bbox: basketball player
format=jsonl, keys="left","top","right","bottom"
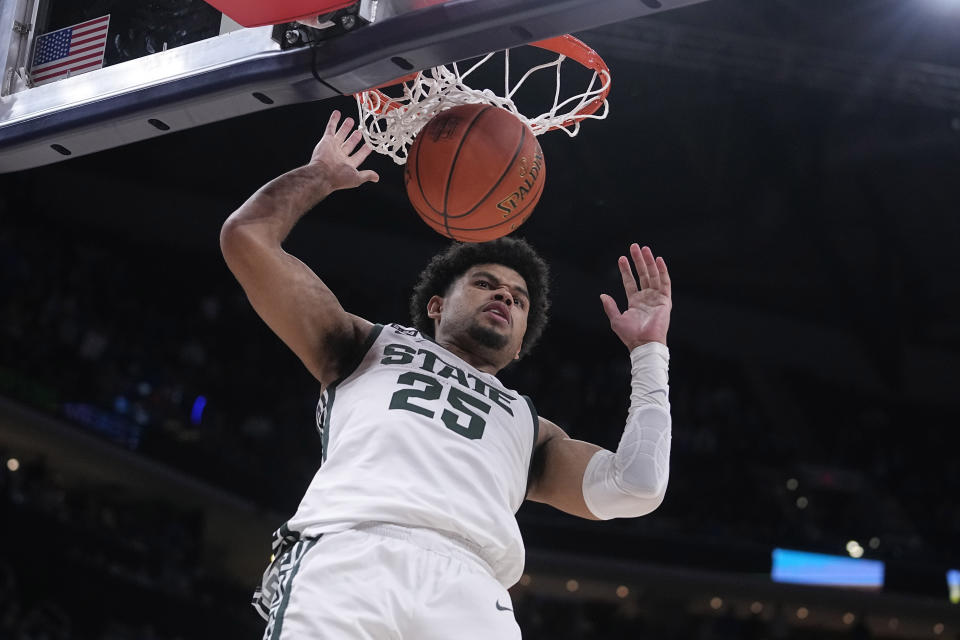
{"left": 221, "top": 111, "right": 673, "bottom": 640}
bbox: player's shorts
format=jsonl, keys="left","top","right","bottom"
{"left": 257, "top": 522, "right": 522, "bottom": 640}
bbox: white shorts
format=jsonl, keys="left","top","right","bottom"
{"left": 260, "top": 523, "right": 522, "bottom": 640}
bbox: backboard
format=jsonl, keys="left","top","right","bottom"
{"left": 0, "top": 0, "right": 711, "bottom": 173}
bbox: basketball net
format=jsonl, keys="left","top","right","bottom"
{"left": 355, "top": 35, "right": 611, "bottom": 165}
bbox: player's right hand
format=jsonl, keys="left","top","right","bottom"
{"left": 600, "top": 243, "right": 672, "bottom": 350}
{"left": 309, "top": 110, "right": 380, "bottom": 190}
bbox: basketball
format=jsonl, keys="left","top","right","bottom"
{"left": 404, "top": 104, "right": 546, "bottom": 242}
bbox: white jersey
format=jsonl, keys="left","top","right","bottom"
{"left": 285, "top": 323, "right": 539, "bottom": 587}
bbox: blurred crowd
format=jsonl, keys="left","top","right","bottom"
{"left": 2, "top": 211, "right": 957, "bottom": 565}
{"left": 1, "top": 210, "right": 957, "bottom": 637}
{"left": 512, "top": 595, "right": 878, "bottom": 640}
{"left": 0, "top": 219, "right": 321, "bottom": 511}
{"left": 0, "top": 447, "right": 256, "bottom": 640}
{"left": 1, "top": 451, "right": 877, "bottom": 640}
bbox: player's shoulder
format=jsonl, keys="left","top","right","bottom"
{"left": 329, "top": 320, "right": 427, "bottom": 376}
{"left": 382, "top": 322, "right": 447, "bottom": 347}
{"left": 385, "top": 322, "right": 421, "bottom": 338}
{"left": 535, "top": 415, "right": 566, "bottom": 446}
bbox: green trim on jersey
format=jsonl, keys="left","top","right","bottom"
{"left": 277, "top": 522, "right": 299, "bottom": 545}
{"left": 321, "top": 385, "right": 335, "bottom": 464}
{"left": 521, "top": 395, "right": 539, "bottom": 503}
{"left": 523, "top": 395, "right": 539, "bottom": 455}
{"left": 268, "top": 537, "right": 320, "bottom": 640}
{"left": 321, "top": 324, "right": 384, "bottom": 463}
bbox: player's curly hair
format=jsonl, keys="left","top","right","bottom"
{"left": 410, "top": 238, "right": 550, "bottom": 358}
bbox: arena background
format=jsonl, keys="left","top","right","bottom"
{"left": 2, "top": 0, "right": 959, "bottom": 637}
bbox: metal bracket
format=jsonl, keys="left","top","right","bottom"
{"left": 359, "top": 0, "right": 379, "bottom": 24}
{"left": 2, "top": 66, "right": 33, "bottom": 95}
{"left": 12, "top": 20, "right": 30, "bottom": 35}
{"left": 273, "top": 2, "right": 369, "bottom": 49}
{"left": 17, "top": 66, "right": 33, "bottom": 89}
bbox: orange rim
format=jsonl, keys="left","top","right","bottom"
{"left": 357, "top": 34, "right": 611, "bottom": 131}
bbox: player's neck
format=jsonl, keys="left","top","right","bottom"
{"left": 436, "top": 339, "right": 503, "bottom": 376}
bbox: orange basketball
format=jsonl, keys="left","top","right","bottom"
{"left": 404, "top": 104, "right": 546, "bottom": 242}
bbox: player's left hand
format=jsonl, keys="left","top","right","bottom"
{"left": 308, "top": 110, "right": 380, "bottom": 191}
{"left": 600, "top": 244, "right": 672, "bottom": 350}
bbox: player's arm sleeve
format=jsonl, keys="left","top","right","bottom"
{"left": 581, "top": 342, "right": 671, "bottom": 520}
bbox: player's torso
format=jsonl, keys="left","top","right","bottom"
{"left": 287, "top": 323, "right": 538, "bottom": 586}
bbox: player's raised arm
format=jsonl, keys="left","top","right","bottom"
{"left": 527, "top": 244, "right": 673, "bottom": 520}
{"left": 220, "top": 111, "right": 379, "bottom": 386}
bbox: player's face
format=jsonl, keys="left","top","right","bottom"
{"left": 432, "top": 263, "right": 529, "bottom": 361}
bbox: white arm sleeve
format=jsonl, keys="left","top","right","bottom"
{"left": 582, "top": 342, "right": 671, "bottom": 520}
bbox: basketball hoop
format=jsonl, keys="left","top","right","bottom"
{"left": 355, "top": 35, "right": 611, "bottom": 165}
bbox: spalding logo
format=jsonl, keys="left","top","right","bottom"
{"left": 497, "top": 150, "right": 544, "bottom": 217}
{"left": 430, "top": 115, "right": 462, "bottom": 142}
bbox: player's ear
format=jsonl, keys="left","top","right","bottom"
{"left": 427, "top": 295, "right": 443, "bottom": 322}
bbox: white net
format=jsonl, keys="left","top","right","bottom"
{"left": 355, "top": 39, "right": 611, "bottom": 165}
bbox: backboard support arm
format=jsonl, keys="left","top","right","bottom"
{"left": 0, "top": 0, "right": 709, "bottom": 173}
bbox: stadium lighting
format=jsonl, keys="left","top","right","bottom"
{"left": 920, "top": 0, "right": 960, "bottom": 16}
{"left": 846, "top": 540, "right": 865, "bottom": 558}
{"left": 191, "top": 395, "right": 207, "bottom": 425}
{"left": 948, "top": 569, "right": 960, "bottom": 604}
{"left": 771, "top": 548, "right": 884, "bottom": 588}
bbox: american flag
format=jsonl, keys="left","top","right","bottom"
{"left": 31, "top": 15, "right": 110, "bottom": 86}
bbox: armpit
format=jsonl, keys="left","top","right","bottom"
{"left": 322, "top": 319, "right": 371, "bottom": 384}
